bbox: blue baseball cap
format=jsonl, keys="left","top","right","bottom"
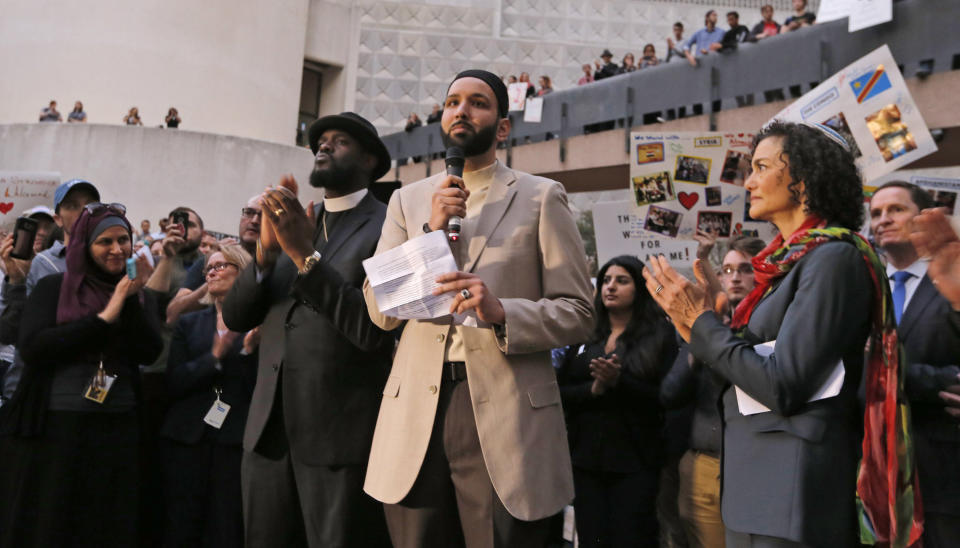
{"left": 54, "top": 179, "right": 100, "bottom": 213}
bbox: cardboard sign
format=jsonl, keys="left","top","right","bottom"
{"left": 773, "top": 45, "right": 936, "bottom": 183}
{"left": 816, "top": 0, "right": 893, "bottom": 33}
{"left": 911, "top": 176, "right": 960, "bottom": 216}
{"left": 0, "top": 172, "right": 60, "bottom": 232}
{"left": 523, "top": 97, "right": 543, "bottom": 123}
{"left": 507, "top": 83, "right": 529, "bottom": 112}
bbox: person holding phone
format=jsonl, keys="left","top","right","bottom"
{"left": 556, "top": 255, "right": 677, "bottom": 547}
{"left": 0, "top": 203, "right": 163, "bottom": 546}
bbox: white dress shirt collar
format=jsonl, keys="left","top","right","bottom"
{"left": 886, "top": 259, "right": 929, "bottom": 312}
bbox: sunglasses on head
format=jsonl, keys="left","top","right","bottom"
{"left": 84, "top": 202, "right": 127, "bottom": 217}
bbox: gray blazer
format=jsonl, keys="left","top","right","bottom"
{"left": 222, "top": 192, "right": 393, "bottom": 466}
{"left": 690, "top": 241, "right": 872, "bottom": 546}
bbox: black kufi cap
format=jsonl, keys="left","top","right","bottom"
{"left": 449, "top": 69, "right": 509, "bottom": 119}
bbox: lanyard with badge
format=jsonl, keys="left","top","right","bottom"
{"left": 83, "top": 356, "right": 117, "bottom": 404}
{"left": 203, "top": 387, "right": 231, "bottom": 429}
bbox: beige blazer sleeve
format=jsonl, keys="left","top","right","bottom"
{"left": 497, "top": 180, "right": 594, "bottom": 354}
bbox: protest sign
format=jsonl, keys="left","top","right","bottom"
{"left": 0, "top": 172, "right": 60, "bottom": 232}
{"left": 507, "top": 82, "right": 528, "bottom": 112}
{"left": 773, "top": 45, "right": 936, "bottom": 183}
{"left": 523, "top": 97, "right": 543, "bottom": 123}
{"left": 592, "top": 131, "right": 776, "bottom": 269}
{"left": 816, "top": 0, "right": 893, "bottom": 32}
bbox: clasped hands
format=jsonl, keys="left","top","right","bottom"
{"left": 641, "top": 255, "right": 717, "bottom": 342}
{"left": 258, "top": 175, "right": 317, "bottom": 270}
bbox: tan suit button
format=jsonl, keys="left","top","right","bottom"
{"left": 436, "top": 334, "right": 445, "bottom": 343}
{"left": 429, "top": 385, "right": 438, "bottom": 394}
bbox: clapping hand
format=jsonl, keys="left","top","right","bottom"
{"left": 590, "top": 354, "right": 622, "bottom": 396}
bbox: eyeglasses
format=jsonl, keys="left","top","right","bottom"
{"left": 84, "top": 202, "right": 127, "bottom": 216}
{"left": 240, "top": 207, "right": 262, "bottom": 219}
{"left": 721, "top": 264, "right": 754, "bottom": 276}
{"left": 204, "top": 262, "right": 238, "bottom": 276}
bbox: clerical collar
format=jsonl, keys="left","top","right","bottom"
{"left": 323, "top": 188, "right": 367, "bottom": 212}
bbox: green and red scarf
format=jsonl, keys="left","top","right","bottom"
{"left": 732, "top": 216, "right": 923, "bottom": 547}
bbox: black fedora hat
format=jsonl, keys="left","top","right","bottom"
{"left": 600, "top": 49, "right": 613, "bottom": 58}
{"left": 308, "top": 112, "right": 392, "bottom": 181}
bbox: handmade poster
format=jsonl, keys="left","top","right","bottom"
{"left": 593, "top": 131, "right": 777, "bottom": 269}
{"left": 816, "top": 0, "right": 892, "bottom": 32}
{"left": 523, "top": 97, "right": 543, "bottom": 123}
{"left": 507, "top": 83, "right": 528, "bottom": 112}
{"left": 911, "top": 175, "right": 960, "bottom": 216}
{"left": 0, "top": 172, "right": 60, "bottom": 233}
{"left": 773, "top": 45, "right": 936, "bottom": 183}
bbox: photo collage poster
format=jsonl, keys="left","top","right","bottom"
{"left": 593, "top": 132, "right": 776, "bottom": 269}
{"left": 774, "top": 44, "right": 937, "bottom": 184}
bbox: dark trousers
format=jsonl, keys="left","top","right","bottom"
{"left": 384, "top": 377, "right": 553, "bottom": 548}
{"left": 572, "top": 466, "right": 660, "bottom": 548}
{"left": 240, "top": 399, "right": 389, "bottom": 548}
{"left": 923, "top": 512, "right": 960, "bottom": 548}
{"left": 0, "top": 411, "right": 140, "bottom": 548}
{"left": 725, "top": 530, "right": 810, "bottom": 548}
{"left": 163, "top": 438, "right": 244, "bottom": 548}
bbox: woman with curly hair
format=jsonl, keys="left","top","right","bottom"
{"left": 643, "top": 121, "right": 922, "bottom": 547}
{"left": 557, "top": 255, "right": 677, "bottom": 547}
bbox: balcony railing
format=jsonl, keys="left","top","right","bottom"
{"left": 382, "top": 0, "right": 957, "bottom": 163}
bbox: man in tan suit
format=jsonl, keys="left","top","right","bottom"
{"left": 363, "top": 69, "right": 595, "bottom": 547}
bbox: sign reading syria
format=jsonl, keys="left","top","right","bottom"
{"left": 0, "top": 172, "right": 60, "bottom": 232}
{"left": 773, "top": 44, "right": 937, "bottom": 183}
{"left": 593, "top": 132, "right": 777, "bottom": 269}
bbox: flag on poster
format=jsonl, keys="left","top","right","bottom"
{"left": 850, "top": 66, "right": 892, "bottom": 104}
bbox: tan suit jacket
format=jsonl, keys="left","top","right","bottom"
{"left": 362, "top": 163, "right": 594, "bottom": 521}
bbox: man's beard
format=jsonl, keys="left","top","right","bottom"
{"left": 441, "top": 120, "right": 498, "bottom": 157}
{"left": 309, "top": 159, "right": 360, "bottom": 193}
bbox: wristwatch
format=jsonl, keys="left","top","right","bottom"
{"left": 298, "top": 251, "right": 322, "bottom": 275}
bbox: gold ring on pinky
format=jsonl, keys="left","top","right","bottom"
{"left": 655, "top": 285, "right": 664, "bottom": 294}
{"left": 273, "top": 208, "right": 284, "bottom": 216}
{"left": 460, "top": 289, "right": 472, "bottom": 300}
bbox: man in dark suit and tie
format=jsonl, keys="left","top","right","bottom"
{"left": 222, "top": 112, "right": 394, "bottom": 547}
{"left": 870, "top": 181, "right": 960, "bottom": 547}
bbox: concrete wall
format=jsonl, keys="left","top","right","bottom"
{"left": 0, "top": 0, "right": 310, "bottom": 145}
{"left": 0, "top": 124, "right": 315, "bottom": 235}
{"left": 305, "top": 0, "right": 362, "bottom": 115}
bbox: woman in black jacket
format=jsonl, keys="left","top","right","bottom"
{"left": 557, "top": 255, "right": 678, "bottom": 548}
{"left": 0, "top": 203, "right": 162, "bottom": 547}
{"left": 161, "top": 243, "right": 258, "bottom": 548}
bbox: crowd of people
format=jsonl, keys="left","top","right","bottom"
{"left": 39, "top": 100, "right": 182, "bottom": 128}
{"left": 0, "top": 66, "right": 957, "bottom": 548}
{"left": 583, "top": 0, "right": 817, "bottom": 85}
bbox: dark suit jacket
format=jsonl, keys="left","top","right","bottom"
{"left": 900, "top": 274, "right": 960, "bottom": 516}
{"left": 690, "top": 241, "right": 872, "bottom": 545}
{"left": 222, "top": 192, "right": 393, "bottom": 466}
{"left": 160, "top": 307, "right": 258, "bottom": 446}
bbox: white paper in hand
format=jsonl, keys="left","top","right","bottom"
{"left": 363, "top": 230, "right": 460, "bottom": 319}
{"left": 734, "top": 340, "right": 845, "bottom": 416}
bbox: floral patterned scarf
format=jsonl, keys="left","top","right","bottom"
{"left": 732, "top": 216, "right": 923, "bottom": 547}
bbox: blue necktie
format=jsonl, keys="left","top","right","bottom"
{"left": 892, "top": 271, "right": 913, "bottom": 325}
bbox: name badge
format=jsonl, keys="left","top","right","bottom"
{"left": 203, "top": 388, "right": 231, "bottom": 429}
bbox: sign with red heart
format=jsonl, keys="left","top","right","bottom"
{"left": 678, "top": 191, "right": 699, "bottom": 210}
{"left": 0, "top": 203, "right": 13, "bottom": 214}
{"left": 0, "top": 172, "right": 60, "bottom": 232}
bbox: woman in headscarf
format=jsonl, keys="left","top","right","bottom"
{"left": 643, "top": 121, "right": 922, "bottom": 547}
{"left": 0, "top": 203, "right": 162, "bottom": 547}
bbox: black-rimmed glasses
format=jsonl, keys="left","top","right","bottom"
{"left": 204, "top": 262, "right": 238, "bottom": 276}
{"left": 240, "top": 207, "right": 262, "bottom": 219}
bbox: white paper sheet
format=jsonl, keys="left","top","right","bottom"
{"left": 523, "top": 97, "right": 543, "bottom": 123}
{"left": 734, "top": 340, "right": 846, "bottom": 416}
{"left": 362, "top": 230, "right": 460, "bottom": 319}
{"left": 848, "top": 0, "right": 893, "bottom": 32}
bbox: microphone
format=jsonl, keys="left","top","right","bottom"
{"left": 444, "top": 146, "right": 465, "bottom": 242}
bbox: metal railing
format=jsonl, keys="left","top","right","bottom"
{"left": 382, "top": 0, "right": 957, "bottom": 164}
